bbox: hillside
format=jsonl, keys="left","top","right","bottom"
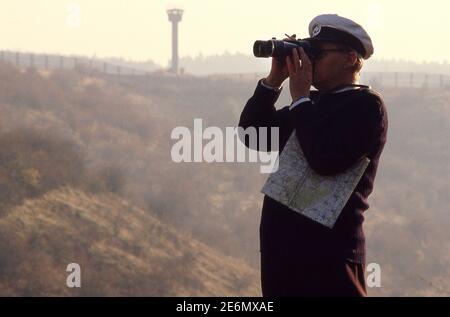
{"left": 0, "top": 61, "right": 448, "bottom": 296}
{"left": 0, "top": 186, "right": 259, "bottom": 296}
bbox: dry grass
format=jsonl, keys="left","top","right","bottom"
{"left": 0, "top": 62, "right": 448, "bottom": 296}
{"left": 0, "top": 186, "right": 260, "bottom": 296}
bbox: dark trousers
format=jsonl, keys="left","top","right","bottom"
{"left": 260, "top": 251, "right": 367, "bottom": 297}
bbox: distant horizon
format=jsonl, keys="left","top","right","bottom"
{"left": 1, "top": 48, "right": 449, "bottom": 69}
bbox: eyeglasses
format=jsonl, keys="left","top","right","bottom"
{"left": 312, "top": 49, "right": 352, "bottom": 60}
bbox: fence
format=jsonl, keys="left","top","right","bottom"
{"left": 209, "top": 71, "right": 450, "bottom": 89}
{"left": 1, "top": 50, "right": 450, "bottom": 89}
{"left": 0, "top": 50, "right": 150, "bottom": 76}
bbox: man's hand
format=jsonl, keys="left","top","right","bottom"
{"left": 285, "top": 47, "right": 312, "bottom": 101}
{"left": 264, "top": 56, "right": 289, "bottom": 87}
{"left": 264, "top": 37, "right": 296, "bottom": 87}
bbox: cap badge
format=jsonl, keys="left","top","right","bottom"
{"left": 312, "top": 24, "right": 321, "bottom": 37}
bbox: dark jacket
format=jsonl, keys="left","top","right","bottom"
{"left": 238, "top": 79, "right": 388, "bottom": 264}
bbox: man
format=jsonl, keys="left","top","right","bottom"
{"left": 238, "top": 14, "right": 388, "bottom": 296}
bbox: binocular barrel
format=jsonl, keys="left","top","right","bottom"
{"left": 253, "top": 39, "right": 312, "bottom": 59}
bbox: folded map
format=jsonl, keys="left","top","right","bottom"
{"left": 261, "top": 131, "right": 370, "bottom": 228}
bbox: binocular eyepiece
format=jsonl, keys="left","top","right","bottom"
{"left": 253, "top": 38, "right": 314, "bottom": 60}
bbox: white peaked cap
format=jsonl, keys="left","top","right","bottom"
{"left": 306, "top": 14, "right": 374, "bottom": 59}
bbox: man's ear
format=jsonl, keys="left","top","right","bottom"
{"left": 344, "top": 51, "right": 358, "bottom": 70}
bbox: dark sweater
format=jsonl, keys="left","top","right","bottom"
{"left": 238, "top": 79, "right": 388, "bottom": 263}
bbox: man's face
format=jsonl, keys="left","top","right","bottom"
{"left": 311, "top": 41, "right": 352, "bottom": 91}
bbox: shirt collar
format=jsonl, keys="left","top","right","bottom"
{"left": 330, "top": 84, "right": 370, "bottom": 94}
{"left": 332, "top": 86, "right": 362, "bottom": 93}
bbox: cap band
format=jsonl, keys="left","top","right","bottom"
{"left": 309, "top": 26, "right": 366, "bottom": 57}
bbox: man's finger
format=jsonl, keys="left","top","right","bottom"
{"left": 285, "top": 55, "right": 293, "bottom": 75}
{"left": 292, "top": 48, "right": 301, "bottom": 72}
{"left": 298, "top": 47, "right": 312, "bottom": 71}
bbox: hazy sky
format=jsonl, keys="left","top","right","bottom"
{"left": 0, "top": 0, "right": 449, "bottom": 66}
